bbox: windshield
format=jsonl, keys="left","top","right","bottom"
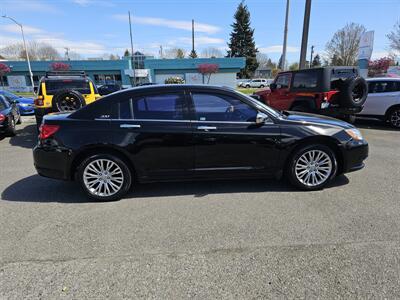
{"left": 235, "top": 90, "right": 281, "bottom": 118}
{"left": 45, "top": 80, "right": 91, "bottom": 95}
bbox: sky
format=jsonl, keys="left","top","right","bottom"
{"left": 0, "top": 0, "right": 399, "bottom": 63}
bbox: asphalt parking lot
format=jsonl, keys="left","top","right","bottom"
{"left": 1, "top": 116, "right": 400, "bottom": 299}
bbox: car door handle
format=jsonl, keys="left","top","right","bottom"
{"left": 197, "top": 126, "right": 217, "bottom": 131}
{"left": 120, "top": 124, "right": 141, "bottom": 128}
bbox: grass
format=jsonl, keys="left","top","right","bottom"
{"left": 14, "top": 92, "right": 36, "bottom": 98}
{"left": 236, "top": 88, "right": 263, "bottom": 95}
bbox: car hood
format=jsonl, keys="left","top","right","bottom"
{"left": 282, "top": 111, "right": 354, "bottom": 129}
{"left": 17, "top": 97, "right": 34, "bottom": 104}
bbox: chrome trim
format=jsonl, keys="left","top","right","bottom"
{"left": 197, "top": 126, "right": 217, "bottom": 131}
{"left": 120, "top": 124, "right": 141, "bottom": 128}
{"left": 192, "top": 166, "right": 255, "bottom": 171}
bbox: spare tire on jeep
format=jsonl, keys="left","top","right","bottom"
{"left": 53, "top": 89, "right": 86, "bottom": 112}
{"left": 337, "top": 77, "right": 368, "bottom": 108}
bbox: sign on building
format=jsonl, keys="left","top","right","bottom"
{"left": 358, "top": 31, "right": 374, "bottom": 60}
{"left": 7, "top": 75, "right": 30, "bottom": 92}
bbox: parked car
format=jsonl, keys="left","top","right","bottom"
{"left": 237, "top": 79, "right": 251, "bottom": 87}
{"left": 357, "top": 78, "right": 400, "bottom": 128}
{"left": 34, "top": 71, "right": 101, "bottom": 126}
{"left": 33, "top": 85, "right": 368, "bottom": 201}
{"left": 0, "top": 94, "right": 21, "bottom": 136}
{"left": 240, "top": 78, "right": 269, "bottom": 88}
{"left": 97, "top": 83, "right": 122, "bottom": 96}
{"left": 254, "top": 67, "right": 368, "bottom": 123}
{"left": 0, "top": 90, "right": 34, "bottom": 115}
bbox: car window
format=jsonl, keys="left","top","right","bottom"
{"left": 119, "top": 98, "right": 133, "bottom": 119}
{"left": 0, "top": 96, "right": 9, "bottom": 109}
{"left": 368, "top": 81, "right": 397, "bottom": 93}
{"left": 132, "top": 93, "right": 186, "bottom": 120}
{"left": 192, "top": 93, "right": 257, "bottom": 122}
{"left": 275, "top": 74, "right": 291, "bottom": 89}
{"left": 292, "top": 71, "right": 318, "bottom": 89}
{"left": 1, "top": 90, "right": 18, "bottom": 100}
{"left": 45, "top": 80, "right": 91, "bottom": 95}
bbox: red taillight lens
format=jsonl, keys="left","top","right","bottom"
{"left": 0, "top": 114, "right": 5, "bottom": 122}
{"left": 35, "top": 95, "right": 44, "bottom": 106}
{"left": 39, "top": 124, "right": 60, "bottom": 140}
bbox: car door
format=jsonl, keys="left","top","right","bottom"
{"left": 268, "top": 73, "right": 293, "bottom": 110}
{"left": 362, "top": 81, "right": 400, "bottom": 116}
{"left": 108, "top": 90, "right": 194, "bottom": 181}
{"left": 189, "top": 90, "right": 281, "bottom": 178}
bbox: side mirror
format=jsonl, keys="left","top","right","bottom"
{"left": 250, "top": 94, "right": 261, "bottom": 101}
{"left": 269, "top": 83, "right": 277, "bottom": 90}
{"left": 255, "top": 112, "right": 269, "bottom": 125}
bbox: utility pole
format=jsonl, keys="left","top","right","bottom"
{"left": 64, "top": 47, "right": 70, "bottom": 61}
{"left": 299, "top": 0, "right": 312, "bottom": 69}
{"left": 191, "top": 19, "right": 195, "bottom": 56}
{"left": 281, "top": 0, "right": 290, "bottom": 71}
{"left": 309, "top": 45, "right": 314, "bottom": 68}
{"left": 128, "top": 11, "right": 136, "bottom": 86}
{"left": 159, "top": 45, "right": 163, "bottom": 58}
{"left": 2, "top": 15, "right": 35, "bottom": 95}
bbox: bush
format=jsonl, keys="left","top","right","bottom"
{"left": 165, "top": 76, "right": 185, "bottom": 84}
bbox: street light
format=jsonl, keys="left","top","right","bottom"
{"left": 2, "top": 15, "right": 35, "bottom": 95}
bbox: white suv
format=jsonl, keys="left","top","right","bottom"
{"left": 357, "top": 78, "right": 400, "bottom": 128}
{"left": 241, "top": 78, "right": 270, "bottom": 88}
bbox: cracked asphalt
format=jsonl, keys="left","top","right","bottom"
{"left": 1, "top": 117, "right": 400, "bottom": 299}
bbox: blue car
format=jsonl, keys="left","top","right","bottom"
{"left": 0, "top": 90, "right": 35, "bottom": 115}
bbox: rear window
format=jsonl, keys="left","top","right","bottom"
{"left": 45, "top": 80, "right": 91, "bottom": 95}
{"left": 292, "top": 71, "right": 318, "bottom": 89}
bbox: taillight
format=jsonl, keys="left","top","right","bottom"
{"left": 0, "top": 114, "right": 5, "bottom": 122}
{"left": 35, "top": 95, "right": 44, "bottom": 106}
{"left": 39, "top": 124, "right": 60, "bottom": 140}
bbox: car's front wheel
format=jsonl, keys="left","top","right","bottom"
{"left": 287, "top": 144, "right": 337, "bottom": 190}
{"left": 77, "top": 154, "right": 132, "bottom": 201}
{"left": 387, "top": 107, "right": 400, "bottom": 129}
{"left": 5, "top": 117, "right": 16, "bottom": 136}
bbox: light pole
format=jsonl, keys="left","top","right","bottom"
{"left": 281, "top": 0, "right": 290, "bottom": 71}
{"left": 2, "top": 15, "right": 35, "bottom": 94}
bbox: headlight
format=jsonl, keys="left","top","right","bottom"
{"left": 19, "top": 103, "right": 30, "bottom": 107}
{"left": 345, "top": 128, "right": 363, "bottom": 141}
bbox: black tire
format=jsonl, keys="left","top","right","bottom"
{"left": 286, "top": 144, "right": 337, "bottom": 191}
{"left": 16, "top": 116, "right": 22, "bottom": 124}
{"left": 52, "top": 89, "right": 86, "bottom": 113}
{"left": 5, "top": 117, "right": 16, "bottom": 137}
{"left": 338, "top": 77, "right": 368, "bottom": 108}
{"left": 260, "top": 84, "right": 265, "bottom": 88}
{"left": 245, "top": 84, "right": 251, "bottom": 88}
{"left": 291, "top": 105, "right": 310, "bottom": 113}
{"left": 77, "top": 154, "right": 132, "bottom": 201}
{"left": 386, "top": 106, "right": 400, "bottom": 129}
{"left": 35, "top": 114, "right": 43, "bottom": 131}
{"left": 342, "top": 114, "right": 356, "bottom": 124}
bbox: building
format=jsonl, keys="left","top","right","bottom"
{"left": 145, "top": 57, "right": 245, "bottom": 87}
{"left": 254, "top": 65, "right": 272, "bottom": 78}
{"left": 1, "top": 56, "right": 245, "bottom": 92}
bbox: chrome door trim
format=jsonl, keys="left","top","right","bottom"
{"left": 120, "top": 124, "right": 141, "bottom": 128}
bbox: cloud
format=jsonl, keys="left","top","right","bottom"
{"left": 259, "top": 45, "right": 299, "bottom": 54}
{"left": 112, "top": 14, "right": 221, "bottom": 34}
{"left": 0, "top": 24, "right": 43, "bottom": 35}
{"left": 72, "top": 0, "right": 115, "bottom": 7}
{"left": 1, "top": 0, "right": 61, "bottom": 13}
{"left": 177, "top": 36, "right": 225, "bottom": 45}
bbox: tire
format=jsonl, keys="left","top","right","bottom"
{"left": 386, "top": 106, "right": 400, "bottom": 129}
{"left": 260, "top": 84, "right": 265, "bottom": 88}
{"left": 77, "top": 154, "right": 132, "bottom": 201}
{"left": 245, "top": 84, "right": 251, "bottom": 88}
{"left": 5, "top": 117, "right": 16, "bottom": 137}
{"left": 16, "top": 116, "right": 22, "bottom": 124}
{"left": 342, "top": 114, "right": 356, "bottom": 124}
{"left": 287, "top": 144, "right": 337, "bottom": 190}
{"left": 338, "top": 77, "right": 368, "bottom": 108}
{"left": 52, "top": 89, "right": 86, "bottom": 113}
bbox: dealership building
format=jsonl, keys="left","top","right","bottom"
{"left": 0, "top": 55, "right": 245, "bottom": 92}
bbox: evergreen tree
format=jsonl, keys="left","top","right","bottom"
{"left": 311, "top": 54, "right": 321, "bottom": 67}
{"left": 123, "top": 49, "right": 130, "bottom": 57}
{"left": 227, "top": 2, "right": 258, "bottom": 78}
{"left": 176, "top": 49, "right": 185, "bottom": 59}
{"left": 189, "top": 49, "right": 198, "bottom": 58}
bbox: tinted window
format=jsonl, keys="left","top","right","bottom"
{"left": 275, "top": 74, "right": 291, "bottom": 88}
{"left": 0, "top": 97, "right": 7, "bottom": 110}
{"left": 45, "top": 80, "right": 91, "bottom": 95}
{"left": 192, "top": 93, "right": 257, "bottom": 122}
{"left": 119, "top": 98, "right": 133, "bottom": 119}
{"left": 292, "top": 71, "right": 318, "bottom": 89}
{"left": 368, "top": 81, "right": 397, "bottom": 93}
{"left": 133, "top": 93, "right": 185, "bottom": 120}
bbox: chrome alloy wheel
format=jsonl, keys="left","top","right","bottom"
{"left": 83, "top": 159, "right": 124, "bottom": 197}
{"left": 390, "top": 109, "right": 400, "bottom": 128}
{"left": 295, "top": 150, "right": 333, "bottom": 187}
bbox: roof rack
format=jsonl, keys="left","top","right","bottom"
{"left": 45, "top": 71, "right": 86, "bottom": 78}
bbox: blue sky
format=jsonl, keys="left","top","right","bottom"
{"left": 1, "top": 0, "right": 399, "bottom": 63}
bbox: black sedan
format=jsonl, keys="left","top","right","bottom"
{"left": 0, "top": 94, "right": 20, "bottom": 136}
{"left": 33, "top": 85, "right": 368, "bottom": 201}
{"left": 97, "top": 83, "right": 122, "bottom": 96}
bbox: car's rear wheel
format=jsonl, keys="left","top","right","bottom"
{"left": 260, "top": 84, "right": 265, "bottom": 88}
{"left": 246, "top": 84, "right": 250, "bottom": 88}
{"left": 287, "top": 144, "right": 337, "bottom": 190}
{"left": 387, "top": 107, "right": 400, "bottom": 129}
{"left": 77, "top": 154, "right": 132, "bottom": 201}
{"left": 5, "top": 117, "right": 16, "bottom": 136}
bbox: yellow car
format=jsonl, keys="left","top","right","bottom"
{"left": 34, "top": 71, "right": 101, "bottom": 125}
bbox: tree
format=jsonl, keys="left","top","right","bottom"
{"left": 198, "top": 63, "right": 219, "bottom": 84}
{"left": 176, "top": 48, "right": 185, "bottom": 59}
{"left": 387, "top": 21, "right": 400, "bottom": 53}
{"left": 37, "top": 44, "right": 61, "bottom": 60}
{"left": 123, "top": 49, "right": 130, "bottom": 57}
{"left": 289, "top": 62, "right": 299, "bottom": 71}
{"left": 0, "top": 63, "right": 11, "bottom": 88}
{"left": 227, "top": 2, "right": 258, "bottom": 78}
{"left": 189, "top": 49, "right": 198, "bottom": 58}
{"left": 201, "top": 47, "right": 223, "bottom": 58}
{"left": 256, "top": 53, "right": 269, "bottom": 67}
{"left": 0, "top": 42, "right": 60, "bottom": 61}
{"left": 50, "top": 62, "right": 70, "bottom": 71}
{"left": 325, "top": 23, "right": 366, "bottom": 66}
{"left": 368, "top": 57, "right": 395, "bottom": 77}
{"left": 311, "top": 54, "right": 321, "bottom": 67}
{"left": 165, "top": 76, "right": 185, "bottom": 84}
